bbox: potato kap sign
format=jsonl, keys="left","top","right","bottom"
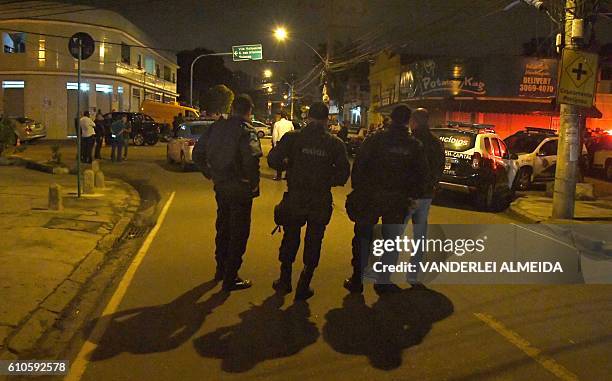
{"left": 399, "top": 57, "right": 558, "bottom": 100}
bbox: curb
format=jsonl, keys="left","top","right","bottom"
{"left": 0, "top": 177, "right": 141, "bottom": 358}
{"left": 4, "top": 155, "right": 70, "bottom": 175}
{"left": 508, "top": 200, "right": 544, "bottom": 224}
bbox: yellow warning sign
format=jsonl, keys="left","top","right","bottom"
{"left": 558, "top": 49, "right": 598, "bottom": 108}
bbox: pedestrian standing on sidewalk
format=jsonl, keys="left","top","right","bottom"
{"left": 192, "top": 94, "right": 262, "bottom": 292}
{"left": 93, "top": 109, "right": 105, "bottom": 159}
{"left": 344, "top": 105, "right": 429, "bottom": 295}
{"left": 271, "top": 111, "right": 294, "bottom": 180}
{"left": 268, "top": 102, "right": 350, "bottom": 300}
{"left": 122, "top": 117, "right": 132, "bottom": 160}
{"left": 406, "top": 108, "right": 445, "bottom": 287}
{"left": 110, "top": 115, "right": 127, "bottom": 162}
{"left": 79, "top": 111, "right": 96, "bottom": 163}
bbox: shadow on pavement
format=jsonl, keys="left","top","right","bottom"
{"left": 323, "top": 288, "right": 454, "bottom": 370}
{"left": 193, "top": 293, "right": 319, "bottom": 372}
{"left": 83, "top": 280, "right": 227, "bottom": 361}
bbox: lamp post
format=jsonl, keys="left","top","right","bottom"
{"left": 274, "top": 27, "right": 328, "bottom": 103}
{"left": 190, "top": 52, "right": 232, "bottom": 107}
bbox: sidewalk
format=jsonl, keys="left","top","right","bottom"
{"left": 0, "top": 164, "right": 140, "bottom": 359}
{"left": 510, "top": 194, "right": 612, "bottom": 223}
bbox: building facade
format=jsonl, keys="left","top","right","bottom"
{"left": 0, "top": 8, "right": 178, "bottom": 139}
{"left": 369, "top": 52, "right": 611, "bottom": 138}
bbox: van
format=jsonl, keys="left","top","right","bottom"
{"left": 140, "top": 100, "right": 200, "bottom": 126}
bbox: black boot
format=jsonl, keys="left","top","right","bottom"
{"left": 343, "top": 275, "right": 363, "bottom": 294}
{"left": 295, "top": 267, "right": 315, "bottom": 301}
{"left": 272, "top": 263, "right": 293, "bottom": 293}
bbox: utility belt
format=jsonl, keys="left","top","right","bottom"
{"left": 345, "top": 189, "right": 415, "bottom": 223}
{"left": 274, "top": 190, "right": 333, "bottom": 227}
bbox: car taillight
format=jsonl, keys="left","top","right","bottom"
{"left": 471, "top": 152, "right": 481, "bottom": 169}
{"left": 187, "top": 139, "right": 196, "bottom": 146}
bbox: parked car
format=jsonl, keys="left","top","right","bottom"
{"left": 250, "top": 120, "right": 270, "bottom": 138}
{"left": 431, "top": 122, "right": 518, "bottom": 211}
{"left": 166, "top": 120, "right": 214, "bottom": 171}
{"left": 589, "top": 132, "right": 612, "bottom": 180}
{"left": 8, "top": 117, "right": 46, "bottom": 142}
{"left": 504, "top": 127, "right": 588, "bottom": 190}
{"left": 104, "top": 112, "right": 160, "bottom": 146}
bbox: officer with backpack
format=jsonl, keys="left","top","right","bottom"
{"left": 268, "top": 102, "right": 350, "bottom": 300}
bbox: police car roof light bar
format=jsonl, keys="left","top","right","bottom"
{"left": 525, "top": 127, "right": 557, "bottom": 135}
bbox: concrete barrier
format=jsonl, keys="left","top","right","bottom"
{"left": 48, "top": 183, "right": 63, "bottom": 211}
{"left": 83, "top": 169, "right": 95, "bottom": 194}
{"left": 94, "top": 170, "right": 105, "bottom": 189}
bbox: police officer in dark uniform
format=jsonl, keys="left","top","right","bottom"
{"left": 344, "top": 105, "right": 429, "bottom": 294}
{"left": 268, "top": 102, "right": 350, "bottom": 300}
{"left": 193, "top": 95, "right": 262, "bottom": 292}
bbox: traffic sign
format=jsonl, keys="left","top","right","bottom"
{"left": 68, "top": 32, "right": 95, "bottom": 60}
{"left": 557, "top": 49, "right": 598, "bottom": 108}
{"left": 232, "top": 44, "right": 262, "bottom": 61}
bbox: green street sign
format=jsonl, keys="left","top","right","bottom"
{"left": 232, "top": 44, "right": 263, "bottom": 61}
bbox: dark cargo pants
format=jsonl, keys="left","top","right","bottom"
{"left": 214, "top": 192, "right": 253, "bottom": 283}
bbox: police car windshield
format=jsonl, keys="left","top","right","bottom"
{"left": 431, "top": 128, "right": 476, "bottom": 152}
{"left": 504, "top": 134, "right": 546, "bottom": 154}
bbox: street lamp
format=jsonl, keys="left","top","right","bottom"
{"left": 273, "top": 25, "right": 328, "bottom": 104}
{"left": 263, "top": 69, "right": 272, "bottom": 78}
{"left": 190, "top": 52, "right": 232, "bottom": 107}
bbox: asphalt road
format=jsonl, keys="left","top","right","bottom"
{"left": 24, "top": 140, "right": 610, "bottom": 380}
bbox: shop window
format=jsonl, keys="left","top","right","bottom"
{"left": 121, "top": 42, "right": 131, "bottom": 65}
{"left": 3, "top": 32, "right": 26, "bottom": 53}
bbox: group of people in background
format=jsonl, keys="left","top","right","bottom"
{"left": 78, "top": 110, "right": 131, "bottom": 163}
{"left": 194, "top": 94, "right": 445, "bottom": 300}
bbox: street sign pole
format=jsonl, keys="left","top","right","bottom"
{"left": 552, "top": 0, "right": 580, "bottom": 219}
{"left": 76, "top": 38, "right": 82, "bottom": 198}
{"left": 189, "top": 52, "right": 233, "bottom": 107}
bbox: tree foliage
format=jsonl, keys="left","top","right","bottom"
{"left": 0, "top": 118, "right": 16, "bottom": 156}
{"left": 202, "top": 85, "right": 235, "bottom": 114}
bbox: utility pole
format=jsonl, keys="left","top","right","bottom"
{"left": 552, "top": 0, "right": 582, "bottom": 219}
{"left": 76, "top": 38, "right": 82, "bottom": 198}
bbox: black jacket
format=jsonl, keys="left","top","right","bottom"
{"left": 351, "top": 124, "right": 429, "bottom": 198}
{"left": 268, "top": 122, "right": 350, "bottom": 193}
{"left": 193, "top": 116, "right": 262, "bottom": 198}
{"left": 412, "top": 127, "right": 445, "bottom": 198}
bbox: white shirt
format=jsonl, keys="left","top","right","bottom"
{"left": 79, "top": 116, "right": 96, "bottom": 138}
{"left": 272, "top": 118, "right": 294, "bottom": 145}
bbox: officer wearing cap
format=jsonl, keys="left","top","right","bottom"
{"left": 344, "top": 105, "right": 430, "bottom": 294}
{"left": 193, "top": 94, "right": 262, "bottom": 292}
{"left": 268, "top": 102, "right": 350, "bottom": 300}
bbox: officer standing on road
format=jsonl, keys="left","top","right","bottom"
{"left": 268, "top": 102, "right": 350, "bottom": 300}
{"left": 407, "top": 107, "right": 445, "bottom": 287}
{"left": 192, "top": 95, "right": 262, "bottom": 292}
{"left": 344, "top": 105, "right": 429, "bottom": 294}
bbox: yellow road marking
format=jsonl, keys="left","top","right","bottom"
{"left": 474, "top": 312, "right": 579, "bottom": 381}
{"left": 66, "top": 192, "right": 176, "bottom": 381}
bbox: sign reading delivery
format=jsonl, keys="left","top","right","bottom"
{"left": 399, "top": 57, "right": 558, "bottom": 101}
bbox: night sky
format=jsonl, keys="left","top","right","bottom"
{"left": 3, "top": 0, "right": 611, "bottom": 79}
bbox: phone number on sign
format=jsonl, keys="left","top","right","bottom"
{"left": 1, "top": 361, "right": 68, "bottom": 375}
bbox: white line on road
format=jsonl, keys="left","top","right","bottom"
{"left": 474, "top": 312, "right": 579, "bottom": 381}
{"left": 65, "top": 191, "right": 176, "bottom": 381}
{"left": 511, "top": 223, "right": 577, "bottom": 250}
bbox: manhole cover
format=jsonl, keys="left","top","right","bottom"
{"left": 117, "top": 224, "right": 149, "bottom": 243}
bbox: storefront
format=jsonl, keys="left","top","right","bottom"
{"left": 376, "top": 56, "right": 602, "bottom": 138}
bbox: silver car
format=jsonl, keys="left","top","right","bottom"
{"left": 166, "top": 120, "right": 214, "bottom": 171}
{"left": 9, "top": 117, "right": 47, "bottom": 142}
